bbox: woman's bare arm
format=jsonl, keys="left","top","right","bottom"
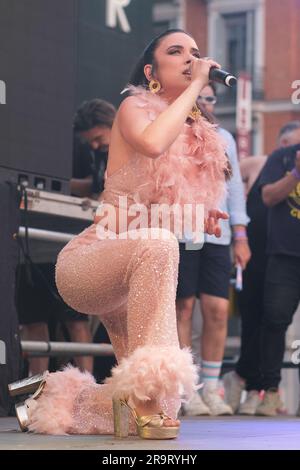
{"left": 118, "top": 59, "right": 219, "bottom": 158}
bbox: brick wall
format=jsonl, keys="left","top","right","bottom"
{"left": 264, "top": 111, "right": 300, "bottom": 154}
{"left": 185, "top": 0, "right": 207, "bottom": 55}
{"left": 265, "top": 0, "right": 300, "bottom": 101}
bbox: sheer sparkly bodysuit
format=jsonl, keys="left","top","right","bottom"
{"left": 25, "top": 86, "right": 228, "bottom": 435}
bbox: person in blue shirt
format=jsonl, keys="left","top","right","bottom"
{"left": 177, "top": 82, "right": 251, "bottom": 416}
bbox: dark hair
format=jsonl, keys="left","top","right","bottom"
{"left": 128, "top": 30, "right": 217, "bottom": 126}
{"left": 129, "top": 29, "right": 193, "bottom": 87}
{"left": 278, "top": 120, "right": 300, "bottom": 138}
{"left": 73, "top": 99, "right": 116, "bottom": 132}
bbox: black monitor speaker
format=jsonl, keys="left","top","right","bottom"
{"left": 0, "top": 0, "right": 154, "bottom": 194}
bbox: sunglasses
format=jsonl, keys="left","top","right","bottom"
{"left": 198, "top": 95, "right": 217, "bottom": 105}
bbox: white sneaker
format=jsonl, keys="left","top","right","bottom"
{"left": 182, "top": 391, "right": 211, "bottom": 416}
{"left": 256, "top": 390, "right": 285, "bottom": 417}
{"left": 202, "top": 387, "right": 233, "bottom": 416}
{"left": 223, "top": 371, "right": 245, "bottom": 413}
{"left": 238, "top": 391, "right": 261, "bottom": 415}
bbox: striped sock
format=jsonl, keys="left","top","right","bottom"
{"left": 202, "top": 360, "right": 222, "bottom": 390}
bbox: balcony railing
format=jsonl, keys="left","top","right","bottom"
{"left": 216, "top": 67, "right": 265, "bottom": 106}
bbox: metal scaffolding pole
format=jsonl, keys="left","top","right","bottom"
{"left": 19, "top": 227, "right": 74, "bottom": 243}
{"left": 21, "top": 341, "right": 114, "bottom": 357}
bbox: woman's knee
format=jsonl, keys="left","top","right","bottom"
{"left": 138, "top": 227, "right": 178, "bottom": 244}
{"left": 138, "top": 228, "right": 179, "bottom": 260}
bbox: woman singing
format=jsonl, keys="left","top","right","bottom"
{"left": 11, "top": 29, "right": 229, "bottom": 439}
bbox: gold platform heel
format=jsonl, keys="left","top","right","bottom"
{"left": 8, "top": 371, "right": 49, "bottom": 397}
{"left": 15, "top": 402, "right": 30, "bottom": 432}
{"left": 113, "top": 397, "right": 130, "bottom": 438}
{"left": 112, "top": 397, "right": 180, "bottom": 440}
{"left": 14, "top": 380, "right": 46, "bottom": 432}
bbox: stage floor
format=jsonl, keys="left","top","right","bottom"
{"left": 0, "top": 415, "right": 300, "bottom": 450}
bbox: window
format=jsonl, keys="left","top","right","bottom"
{"left": 222, "top": 12, "right": 254, "bottom": 78}
{"left": 153, "top": 1, "right": 181, "bottom": 35}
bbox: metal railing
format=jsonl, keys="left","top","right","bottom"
{"left": 21, "top": 341, "right": 298, "bottom": 370}
{"left": 19, "top": 227, "right": 74, "bottom": 244}
{"left": 217, "top": 67, "right": 265, "bottom": 106}
{"left": 21, "top": 341, "right": 114, "bottom": 357}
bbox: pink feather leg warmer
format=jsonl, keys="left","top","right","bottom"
{"left": 106, "top": 345, "right": 199, "bottom": 404}
{"left": 26, "top": 366, "right": 97, "bottom": 435}
{"left": 24, "top": 347, "right": 198, "bottom": 435}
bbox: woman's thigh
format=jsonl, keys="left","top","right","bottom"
{"left": 56, "top": 238, "right": 136, "bottom": 315}
{"left": 56, "top": 228, "right": 178, "bottom": 317}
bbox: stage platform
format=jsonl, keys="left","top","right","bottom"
{"left": 1, "top": 415, "right": 300, "bottom": 450}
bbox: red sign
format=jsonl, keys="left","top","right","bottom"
{"left": 236, "top": 73, "right": 252, "bottom": 159}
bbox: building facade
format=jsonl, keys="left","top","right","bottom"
{"left": 154, "top": 0, "right": 300, "bottom": 156}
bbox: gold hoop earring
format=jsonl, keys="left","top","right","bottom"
{"left": 189, "top": 104, "right": 202, "bottom": 121}
{"left": 149, "top": 79, "right": 161, "bottom": 94}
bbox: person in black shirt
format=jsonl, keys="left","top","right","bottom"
{"left": 223, "top": 159, "right": 269, "bottom": 415}
{"left": 223, "top": 122, "right": 300, "bottom": 415}
{"left": 71, "top": 99, "right": 116, "bottom": 198}
{"left": 255, "top": 142, "right": 300, "bottom": 416}
{"left": 260, "top": 143, "right": 300, "bottom": 256}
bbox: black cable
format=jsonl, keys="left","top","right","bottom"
{"left": 16, "top": 185, "right": 64, "bottom": 305}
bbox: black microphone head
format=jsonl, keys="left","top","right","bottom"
{"left": 209, "top": 67, "right": 237, "bottom": 87}
{"left": 225, "top": 75, "right": 237, "bottom": 87}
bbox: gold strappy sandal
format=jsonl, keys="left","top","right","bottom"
{"left": 14, "top": 380, "right": 46, "bottom": 432}
{"left": 113, "top": 397, "right": 179, "bottom": 440}
{"left": 8, "top": 371, "right": 48, "bottom": 397}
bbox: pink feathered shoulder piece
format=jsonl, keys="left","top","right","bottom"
{"left": 126, "top": 85, "right": 229, "bottom": 215}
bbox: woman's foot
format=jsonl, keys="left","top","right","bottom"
{"left": 132, "top": 398, "right": 180, "bottom": 427}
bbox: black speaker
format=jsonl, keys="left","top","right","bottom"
{"left": 0, "top": 0, "right": 154, "bottom": 194}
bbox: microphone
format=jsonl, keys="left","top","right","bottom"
{"left": 209, "top": 67, "right": 237, "bottom": 87}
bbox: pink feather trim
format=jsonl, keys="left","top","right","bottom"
{"left": 126, "top": 85, "right": 228, "bottom": 215}
{"left": 105, "top": 345, "right": 199, "bottom": 403}
{"left": 26, "top": 365, "right": 96, "bottom": 435}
